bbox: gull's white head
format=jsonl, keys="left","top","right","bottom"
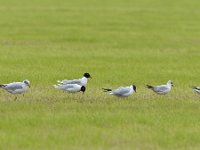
{"left": 23, "top": 80, "right": 31, "bottom": 88}
{"left": 167, "top": 80, "right": 173, "bottom": 87}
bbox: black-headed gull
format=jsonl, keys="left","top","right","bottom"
{"left": 146, "top": 80, "right": 173, "bottom": 95}
{"left": 54, "top": 84, "right": 86, "bottom": 93}
{"left": 192, "top": 86, "right": 200, "bottom": 94}
{"left": 0, "top": 80, "right": 31, "bottom": 100}
{"left": 57, "top": 73, "right": 91, "bottom": 86}
{"left": 102, "top": 85, "right": 136, "bottom": 97}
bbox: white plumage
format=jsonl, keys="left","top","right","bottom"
{"left": 147, "top": 80, "right": 173, "bottom": 95}
{"left": 102, "top": 85, "right": 136, "bottom": 97}
{"left": 54, "top": 84, "right": 86, "bottom": 93}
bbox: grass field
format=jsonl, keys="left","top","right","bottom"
{"left": 0, "top": 0, "right": 200, "bottom": 149}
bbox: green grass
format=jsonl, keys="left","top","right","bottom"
{"left": 0, "top": 0, "right": 200, "bottom": 149}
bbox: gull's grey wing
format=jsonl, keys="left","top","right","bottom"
{"left": 5, "top": 83, "right": 23, "bottom": 90}
{"left": 153, "top": 85, "right": 169, "bottom": 92}
{"left": 112, "top": 87, "right": 130, "bottom": 95}
{"left": 56, "top": 84, "right": 75, "bottom": 90}
{"left": 63, "top": 84, "right": 76, "bottom": 89}
{"left": 60, "top": 79, "right": 81, "bottom": 85}
{"left": 58, "top": 84, "right": 81, "bottom": 92}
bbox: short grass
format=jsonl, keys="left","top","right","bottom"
{"left": 0, "top": 0, "right": 200, "bottom": 149}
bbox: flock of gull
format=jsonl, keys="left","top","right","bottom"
{"left": 0, "top": 72, "right": 200, "bottom": 100}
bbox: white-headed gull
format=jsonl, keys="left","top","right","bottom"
{"left": 102, "top": 85, "right": 136, "bottom": 97}
{"left": 0, "top": 80, "right": 31, "bottom": 100}
{"left": 147, "top": 80, "right": 173, "bottom": 95}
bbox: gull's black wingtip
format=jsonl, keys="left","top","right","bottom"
{"left": 0, "top": 84, "right": 6, "bottom": 88}
{"left": 146, "top": 85, "right": 153, "bottom": 89}
{"left": 102, "top": 88, "right": 112, "bottom": 92}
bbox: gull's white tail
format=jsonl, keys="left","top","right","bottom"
{"left": 57, "top": 80, "right": 63, "bottom": 84}
{"left": 54, "top": 85, "right": 59, "bottom": 89}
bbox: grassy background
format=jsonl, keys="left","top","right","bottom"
{"left": 0, "top": 0, "right": 200, "bottom": 149}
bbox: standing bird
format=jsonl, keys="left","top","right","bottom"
{"left": 102, "top": 85, "right": 136, "bottom": 97}
{"left": 146, "top": 80, "right": 173, "bottom": 95}
{"left": 192, "top": 86, "right": 200, "bottom": 94}
{"left": 54, "top": 84, "right": 86, "bottom": 94}
{"left": 57, "top": 73, "right": 91, "bottom": 86}
{"left": 0, "top": 80, "right": 31, "bottom": 100}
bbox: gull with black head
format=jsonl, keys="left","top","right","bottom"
{"left": 54, "top": 84, "right": 86, "bottom": 94}
{"left": 57, "top": 73, "right": 91, "bottom": 86}
{"left": 102, "top": 84, "right": 136, "bottom": 97}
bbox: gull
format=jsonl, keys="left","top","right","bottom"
{"left": 102, "top": 85, "right": 136, "bottom": 97}
{"left": 0, "top": 80, "right": 31, "bottom": 100}
{"left": 192, "top": 86, "right": 200, "bottom": 94}
{"left": 54, "top": 84, "right": 86, "bottom": 93}
{"left": 57, "top": 73, "right": 91, "bottom": 86}
{"left": 146, "top": 80, "right": 173, "bottom": 95}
